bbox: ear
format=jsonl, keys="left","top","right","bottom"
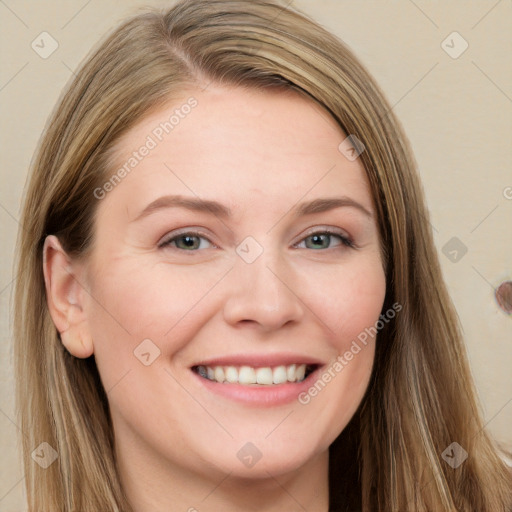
{"left": 42, "top": 235, "right": 94, "bottom": 358}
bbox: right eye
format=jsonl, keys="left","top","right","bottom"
{"left": 159, "top": 231, "right": 215, "bottom": 251}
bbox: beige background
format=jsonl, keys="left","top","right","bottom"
{"left": 1, "top": 0, "right": 511, "bottom": 509}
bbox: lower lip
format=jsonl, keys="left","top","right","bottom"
{"left": 191, "top": 367, "right": 323, "bottom": 407}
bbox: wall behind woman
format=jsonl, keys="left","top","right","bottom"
{"left": 0, "top": 0, "right": 510, "bottom": 509}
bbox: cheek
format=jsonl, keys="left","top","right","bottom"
{"left": 329, "top": 277, "right": 384, "bottom": 403}
{"left": 300, "top": 255, "right": 387, "bottom": 349}
{"left": 294, "top": 254, "right": 386, "bottom": 422}
{"left": 83, "top": 259, "right": 228, "bottom": 383}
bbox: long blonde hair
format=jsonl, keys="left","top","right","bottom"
{"left": 14, "top": 1, "right": 511, "bottom": 510}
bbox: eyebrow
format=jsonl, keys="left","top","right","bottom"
{"left": 132, "top": 194, "right": 372, "bottom": 222}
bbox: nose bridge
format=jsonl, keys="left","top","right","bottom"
{"left": 222, "top": 244, "right": 304, "bottom": 330}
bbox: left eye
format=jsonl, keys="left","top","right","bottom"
{"left": 160, "top": 233, "right": 213, "bottom": 251}
{"left": 296, "top": 232, "right": 353, "bottom": 250}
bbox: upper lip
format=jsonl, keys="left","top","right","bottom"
{"left": 191, "top": 353, "right": 326, "bottom": 368}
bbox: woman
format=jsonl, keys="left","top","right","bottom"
{"left": 13, "top": 0, "right": 512, "bottom": 510}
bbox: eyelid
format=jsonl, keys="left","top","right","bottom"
{"left": 157, "top": 226, "right": 356, "bottom": 250}
{"left": 293, "top": 226, "right": 355, "bottom": 247}
{"left": 157, "top": 227, "right": 217, "bottom": 248}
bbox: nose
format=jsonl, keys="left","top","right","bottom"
{"left": 222, "top": 252, "right": 305, "bottom": 332}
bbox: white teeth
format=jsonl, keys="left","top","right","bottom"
{"left": 272, "top": 365, "right": 288, "bottom": 384}
{"left": 225, "top": 366, "right": 238, "bottom": 383}
{"left": 256, "top": 367, "right": 273, "bottom": 385}
{"left": 287, "top": 363, "right": 296, "bottom": 381}
{"left": 214, "top": 366, "right": 225, "bottom": 383}
{"left": 195, "top": 363, "right": 310, "bottom": 385}
{"left": 238, "top": 366, "right": 256, "bottom": 384}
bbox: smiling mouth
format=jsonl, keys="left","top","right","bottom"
{"left": 192, "top": 363, "right": 318, "bottom": 386}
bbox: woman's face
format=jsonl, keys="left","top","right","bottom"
{"left": 76, "top": 85, "right": 386, "bottom": 479}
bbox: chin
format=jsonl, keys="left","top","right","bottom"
{"left": 193, "top": 435, "right": 326, "bottom": 480}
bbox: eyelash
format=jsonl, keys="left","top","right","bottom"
{"left": 158, "top": 228, "right": 355, "bottom": 251}
{"left": 295, "top": 229, "right": 355, "bottom": 250}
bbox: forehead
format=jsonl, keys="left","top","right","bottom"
{"left": 101, "top": 85, "right": 372, "bottom": 215}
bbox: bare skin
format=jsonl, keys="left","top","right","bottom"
{"left": 44, "top": 85, "right": 386, "bottom": 511}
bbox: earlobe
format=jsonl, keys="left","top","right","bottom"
{"left": 43, "top": 235, "right": 94, "bottom": 358}
{"left": 60, "top": 326, "right": 94, "bottom": 359}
